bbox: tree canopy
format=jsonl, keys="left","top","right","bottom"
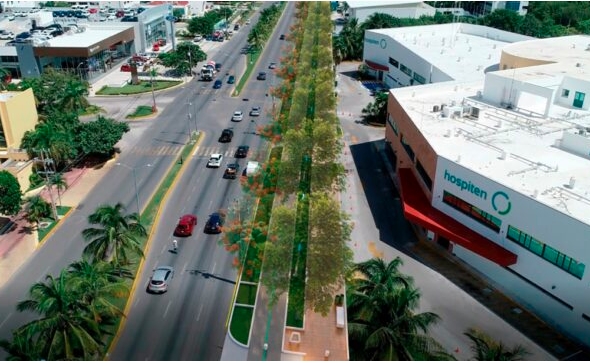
{"left": 0, "top": 170, "right": 22, "bottom": 216}
{"left": 74, "top": 116, "right": 129, "bottom": 156}
{"left": 157, "top": 41, "right": 207, "bottom": 75}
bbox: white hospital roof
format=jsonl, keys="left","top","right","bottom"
{"left": 346, "top": 0, "right": 423, "bottom": 8}
{"left": 369, "top": 24, "right": 533, "bottom": 82}
{"left": 392, "top": 81, "right": 590, "bottom": 225}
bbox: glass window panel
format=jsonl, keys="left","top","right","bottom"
{"left": 542, "top": 245, "right": 559, "bottom": 263}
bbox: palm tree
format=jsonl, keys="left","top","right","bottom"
{"left": 465, "top": 328, "right": 530, "bottom": 361}
{"left": 48, "top": 173, "right": 68, "bottom": 206}
{"left": 67, "top": 259, "right": 130, "bottom": 323}
{"left": 82, "top": 203, "right": 146, "bottom": 267}
{"left": 0, "top": 330, "right": 45, "bottom": 361}
{"left": 24, "top": 195, "right": 51, "bottom": 225}
{"left": 0, "top": 67, "right": 11, "bottom": 91}
{"left": 351, "top": 257, "right": 413, "bottom": 295}
{"left": 16, "top": 271, "right": 105, "bottom": 360}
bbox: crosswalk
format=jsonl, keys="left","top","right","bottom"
{"left": 126, "top": 145, "right": 264, "bottom": 159}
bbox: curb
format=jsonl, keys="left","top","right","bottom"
{"left": 36, "top": 207, "right": 76, "bottom": 249}
{"left": 105, "top": 132, "right": 205, "bottom": 359}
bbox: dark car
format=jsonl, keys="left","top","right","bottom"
{"left": 15, "top": 32, "right": 31, "bottom": 40}
{"left": 279, "top": 34, "right": 285, "bottom": 40}
{"left": 224, "top": 163, "right": 240, "bottom": 179}
{"left": 204, "top": 213, "right": 224, "bottom": 234}
{"left": 215, "top": 63, "right": 222, "bottom": 72}
{"left": 174, "top": 214, "right": 197, "bottom": 237}
{"left": 219, "top": 128, "right": 234, "bottom": 143}
{"left": 213, "top": 79, "right": 223, "bottom": 89}
{"left": 227, "top": 75, "right": 235, "bottom": 84}
{"left": 235, "top": 145, "right": 249, "bottom": 158}
{"left": 234, "top": 24, "right": 239, "bottom": 31}
{"left": 257, "top": 72, "right": 267, "bottom": 80}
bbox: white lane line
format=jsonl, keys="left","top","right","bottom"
{"left": 160, "top": 243, "right": 167, "bottom": 254}
{"left": 212, "top": 262, "right": 217, "bottom": 274}
{"left": 133, "top": 297, "right": 141, "bottom": 308}
{"left": 195, "top": 304, "right": 203, "bottom": 322}
{"left": 0, "top": 312, "right": 13, "bottom": 330}
{"left": 208, "top": 199, "right": 213, "bottom": 209}
{"left": 163, "top": 300, "right": 172, "bottom": 319}
{"left": 181, "top": 261, "right": 188, "bottom": 275}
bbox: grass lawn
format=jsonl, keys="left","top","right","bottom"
{"left": 78, "top": 105, "right": 104, "bottom": 116}
{"left": 96, "top": 80, "right": 182, "bottom": 96}
{"left": 233, "top": 50, "right": 261, "bottom": 96}
{"left": 127, "top": 105, "right": 155, "bottom": 119}
{"left": 236, "top": 283, "right": 258, "bottom": 305}
{"left": 37, "top": 206, "right": 72, "bottom": 242}
{"left": 230, "top": 305, "right": 254, "bottom": 345}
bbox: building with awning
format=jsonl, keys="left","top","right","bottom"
{"left": 384, "top": 29, "right": 590, "bottom": 347}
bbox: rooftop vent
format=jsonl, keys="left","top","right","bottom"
{"left": 444, "top": 129, "right": 452, "bottom": 137}
{"left": 499, "top": 151, "right": 507, "bottom": 160}
{"left": 576, "top": 63, "right": 582, "bottom": 67}
{"left": 586, "top": 44, "right": 590, "bottom": 51}
{"left": 567, "top": 177, "right": 576, "bottom": 189}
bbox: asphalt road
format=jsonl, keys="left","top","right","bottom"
{"left": 0, "top": 3, "right": 294, "bottom": 360}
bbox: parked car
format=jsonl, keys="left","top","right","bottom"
{"left": 207, "top": 153, "right": 223, "bottom": 168}
{"left": 193, "top": 35, "right": 203, "bottom": 42}
{"left": 107, "top": 14, "right": 117, "bottom": 20}
{"left": 120, "top": 63, "right": 132, "bottom": 72}
{"left": 204, "top": 213, "right": 224, "bottom": 234}
{"left": 227, "top": 75, "right": 235, "bottom": 84}
{"left": 147, "top": 266, "right": 174, "bottom": 293}
{"left": 231, "top": 111, "right": 244, "bottom": 122}
{"left": 219, "top": 128, "right": 234, "bottom": 143}
{"left": 213, "top": 79, "right": 222, "bottom": 89}
{"left": 0, "top": 31, "right": 15, "bottom": 40}
{"left": 174, "top": 214, "right": 197, "bottom": 237}
{"left": 224, "top": 163, "right": 240, "bottom": 179}
{"left": 234, "top": 24, "right": 239, "bottom": 31}
{"left": 7, "top": 15, "right": 15, "bottom": 21}
{"left": 250, "top": 106, "right": 261, "bottom": 117}
{"left": 235, "top": 145, "right": 249, "bottom": 158}
{"left": 257, "top": 72, "right": 267, "bottom": 80}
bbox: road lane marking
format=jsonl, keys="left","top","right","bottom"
{"left": 163, "top": 300, "right": 172, "bottom": 319}
{"left": 0, "top": 312, "right": 13, "bottom": 330}
{"left": 38, "top": 266, "right": 51, "bottom": 281}
{"left": 195, "top": 305, "right": 203, "bottom": 322}
{"left": 182, "top": 261, "right": 188, "bottom": 275}
{"left": 212, "top": 262, "right": 217, "bottom": 274}
{"left": 133, "top": 297, "right": 141, "bottom": 308}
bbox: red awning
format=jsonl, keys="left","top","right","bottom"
{"left": 398, "top": 168, "right": 518, "bottom": 267}
{"left": 365, "top": 60, "right": 389, "bottom": 72}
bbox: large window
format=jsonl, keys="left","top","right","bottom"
{"left": 413, "top": 72, "right": 426, "bottom": 84}
{"left": 400, "top": 63, "right": 412, "bottom": 76}
{"left": 416, "top": 159, "right": 432, "bottom": 190}
{"left": 387, "top": 114, "right": 399, "bottom": 136}
{"left": 443, "top": 191, "right": 502, "bottom": 232}
{"left": 507, "top": 225, "right": 585, "bottom": 279}
{"left": 400, "top": 135, "right": 414, "bottom": 161}
{"left": 388, "top": 57, "right": 399, "bottom": 68}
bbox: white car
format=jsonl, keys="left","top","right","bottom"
{"left": 147, "top": 266, "right": 174, "bottom": 293}
{"left": 207, "top": 153, "right": 223, "bottom": 168}
{"left": 107, "top": 14, "right": 117, "bottom": 21}
{"left": 0, "top": 32, "right": 15, "bottom": 40}
{"left": 231, "top": 111, "right": 243, "bottom": 122}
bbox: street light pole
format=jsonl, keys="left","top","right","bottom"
{"left": 116, "top": 163, "right": 151, "bottom": 221}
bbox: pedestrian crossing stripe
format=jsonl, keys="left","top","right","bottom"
{"left": 128, "top": 145, "right": 183, "bottom": 156}
{"left": 192, "top": 146, "right": 256, "bottom": 157}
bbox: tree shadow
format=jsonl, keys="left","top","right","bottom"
{"left": 338, "top": 70, "right": 358, "bottom": 80}
{"left": 17, "top": 224, "right": 34, "bottom": 235}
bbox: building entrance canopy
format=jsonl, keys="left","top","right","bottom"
{"left": 398, "top": 168, "right": 518, "bottom": 267}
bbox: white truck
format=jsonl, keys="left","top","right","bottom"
{"left": 200, "top": 66, "right": 214, "bottom": 81}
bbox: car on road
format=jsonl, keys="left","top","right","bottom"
{"left": 231, "top": 111, "right": 244, "bottom": 122}
{"left": 120, "top": 63, "right": 132, "bottom": 72}
{"left": 269, "top": 62, "right": 277, "bottom": 69}
{"left": 257, "top": 72, "right": 267, "bottom": 80}
{"left": 147, "top": 266, "right": 174, "bottom": 293}
{"left": 207, "top": 153, "right": 223, "bottom": 168}
{"left": 224, "top": 163, "right": 240, "bottom": 179}
{"left": 174, "top": 214, "right": 197, "bottom": 237}
{"left": 0, "top": 31, "right": 15, "bottom": 40}
{"left": 193, "top": 35, "right": 203, "bottom": 42}
{"left": 235, "top": 145, "right": 249, "bottom": 158}
{"left": 227, "top": 75, "right": 235, "bottom": 84}
{"left": 250, "top": 106, "right": 261, "bottom": 117}
{"left": 219, "top": 128, "right": 234, "bottom": 143}
{"left": 215, "top": 63, "right": 222, "bottom": 72}
{"left": 279, "top": 34, "right": 285, "bottom": 40}
{"left": 213, "top": 79, "right": 222, "bottom": 89}
{"left": 204, "top": 213, "right": 224, "bottom": 234}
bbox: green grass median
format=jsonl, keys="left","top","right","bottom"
{"left": 96, "top": 80, "right": 182, "bottom": 96}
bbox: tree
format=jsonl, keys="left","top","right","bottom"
{"left": 24, "top": 195, "right": 51, "bottom": 225}
{"left": 48, "top": 173, "right": 67, "bottom": 206}
{"left": 481, "top": 9, "right": 523, "bottom": 33}
{"left": 74, "top": 115, "right": 129, "bottom": 156}
{"left": 157, "top": 41, "right": 207, "bottom": 75}
{"left": 82, "top": 203, "right": 146, "bottom": 266}
{"left": 464, "top": 328, "right": 530, "bottom": 361}
{"left": 187, "top": 16, "right": 215, "bottom": 36}
{"left": 0, "top": 330, "right": 45, "bottom": 361}
{"left": 305, "top": 192, "right": 353, "bottom": 315}
{"left": 0, "top": 170, "right": 22, "bottom": 216}
{"left": 0, "top": 67, "right": 11, "bottom": 91}
{"left": 347, "top": 257, "right": 451, "bottom": 360}
{"left": 361, "top": 91, "right": 388, "bottom": 125}
{"left": 361, "top": 12, "right": 399, "bottom": 30}
{"left": 67, "top": 259, "right": 130, "bottom": 323}
{"left": 15, "top": 271, "right": 105, "bottom": 360}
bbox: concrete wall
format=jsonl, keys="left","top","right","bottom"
{"left": 0, "top": 89, "right": 38, "bottom": 150}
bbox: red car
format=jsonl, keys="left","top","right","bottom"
{"left": 174, "top": 214, "right": 197, "bottom": 236}
{"left": 152, "top": 43, "right": 160, "bottom": 52}
{"left": 120, "top": 63, "right": 131, "bottom": 72}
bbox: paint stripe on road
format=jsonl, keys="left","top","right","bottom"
{"left": 195, "top": 304, "right": 203, "bottom": 322}
{"left": 0, "top": 312, "right": 13, "bottom": 330}
{"left": 163, "top": 300, "right": 172, "bottom": 319}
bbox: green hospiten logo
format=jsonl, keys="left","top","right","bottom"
{"left": 444, "top": 170, "right": 512, "bottom": 215}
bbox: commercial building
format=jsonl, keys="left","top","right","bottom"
{"left": 345, "top": 1, "right": 435, "bottom": 23}
{"left": 484, "top": 1, "right": 529, "bottom": 16}
{"left": 382, "top": 24, "right": 590, "bottom": 346}
{"left": 0, "top": 89, "right": 38, "bottom": 192}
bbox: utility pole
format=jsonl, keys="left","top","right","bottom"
{"left": 39, "top": 149, "right": 58, "bottom": 221}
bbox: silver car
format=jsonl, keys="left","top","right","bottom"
{"left": 148, "top": 266, "right": 174, "bottom": 293}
